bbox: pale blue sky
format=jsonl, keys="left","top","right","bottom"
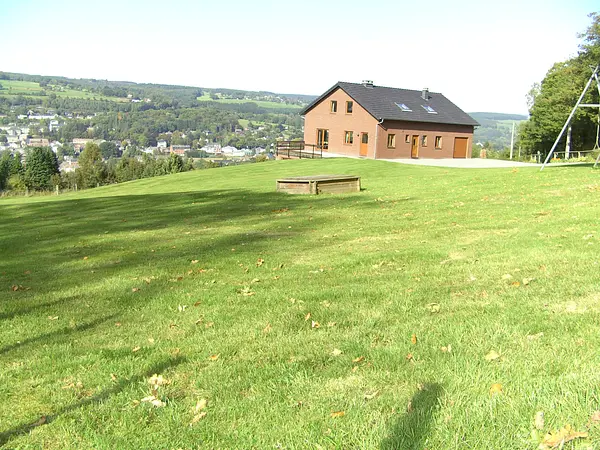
{"left": 0, "top": 0, "right": 597, "bottom": 113}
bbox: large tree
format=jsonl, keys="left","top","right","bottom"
{"left": 23, "top": 147, "right": 60, "bottom": 190}
{"left": 77, "top": 142, "right": 107, "bottom": 188}
{"left": 521, "top": 13, "right": 600, "bottom": 156}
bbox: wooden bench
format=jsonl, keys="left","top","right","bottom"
{"left": 276, "top": 175, "right": 361, "bottom": 195}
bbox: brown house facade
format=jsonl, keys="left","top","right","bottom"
{"left": 300, "top": 81, "right": 479, "bottom": 159}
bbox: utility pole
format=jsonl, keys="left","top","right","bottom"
{"left": 510, "top": 122, "right": 515, "bottom": 159}
{"left": 565, "top": 125, "right": 571, "bottom": 160}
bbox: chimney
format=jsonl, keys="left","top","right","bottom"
{"left": 362, "top": 80, "right": 374, "bottom": 88}
{"left": 421, "top": 87, "right": 429, "bottom": 100}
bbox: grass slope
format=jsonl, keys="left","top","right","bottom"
{"left": 0, "top": 80, "right": 126, "bottom": 101}
{"left": 1, "top": 160, "right": 600, "bottom": 448}
{"left": 197, "top": 93, "right": 302, "bottom": 109}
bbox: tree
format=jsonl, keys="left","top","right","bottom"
{"left": 521, "top": 13, "right": 600, "bottom": 156}
{"left": 167, "top": 153, "right": 184, "bottom": 173}
{"left": 77, "top": 142, "right": 107, "bottom": 188}
{"left": 99, "top": 141, "right": 118, "bottom": 159}
{"left": 23, "top": 147, "right": 59, "bottom": 190}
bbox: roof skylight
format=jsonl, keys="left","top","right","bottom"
{"left": 421, "top": 105, "right": 437, "bottom": 114}
{"left": 395, "top": 102, "right": 412, "bottom": 112}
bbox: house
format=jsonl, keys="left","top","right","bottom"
{"left": 28, "top": 138, "right": 50, "bottom": 147}
{"left": 72, "top": 138, "right": 95, "bottom": 152}
{"left": 170, "top": 145, "right": 190, "bottom": 156}
{"left": 157, "top": 140, "right": 168, "bottom": 149}
{"left": 300, "top": 81, "right": 479, "bottom": 159}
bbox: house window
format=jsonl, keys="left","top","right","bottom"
{"left": 330, "top": 100, "right": 337, "bottom": 113}
{"left": 421, "top": 135, "right": 428, "bottom": 146}
{"left": 344, "top": 131, "right": 354, "bottom": 144}
{"left": 387, "top": 134, "right": 396, "bottom": 148}
{"left": 421, "top": 105, "right": 437, "bottom": 114}
{"left": 405, "top": 134, "right": 410, "bottom": 144}
{"left": 435, "top": 136, "right": 442, "bottom": 149}
{"left": 346, "top": 101, "right": 353, "bottom": 114}
{"left": 395, "top": 102, "right": 412, "bottom": 112}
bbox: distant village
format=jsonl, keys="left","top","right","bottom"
{"left": 0, "top": 108, "right": 279, "bottom": 173}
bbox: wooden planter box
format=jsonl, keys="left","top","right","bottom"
{"left": 276, "top": 175, "right": 361, "bottom": 195}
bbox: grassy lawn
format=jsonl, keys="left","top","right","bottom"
{"left": 1, "top": 159, "right": 600, "bottom": 448}
{"left": 0, "top": 80, "right": 126, "bottom": 101}
{"left": 197, "top": 93, "right": 302, "bottom": 110}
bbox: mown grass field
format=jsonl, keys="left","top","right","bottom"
{"left": 1, "top": 159, "right": 600, "bottom": 448}
{"left": 0, "top": 80, "right": 126, "bottom": 101}
{"left": 197, "top": 93, "right": 302, "bottom": 110}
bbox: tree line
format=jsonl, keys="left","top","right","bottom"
{"left": 0, "top": 143, "right": 193, "bottom": 194}
{"left": 520, "top": 12, "right": 600, "bottom": 157}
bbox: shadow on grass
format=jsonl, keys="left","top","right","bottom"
{"left": 380, "top": 383, "right": 443, "bottom": 450}
{"left": 0, "top": 355, "right": 186, "bottom": 447}
{"left": 0, "top": 314, "right": 118, "bottom": 355}
{"left": 0, "top": 188, "right": 379, "bottom": 308}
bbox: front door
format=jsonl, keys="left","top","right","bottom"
{"left": 317, "top": 129, "right": 329, "bottom": 150}
{"left": 360, "top": 133, "right": 368, "bottom": 157}
{"left": 411, "top": 135, "right": 419, "bottom": 158}
{"left": 453, "top": 137, "right": 468, "bottom": 158}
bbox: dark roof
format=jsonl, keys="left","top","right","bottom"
{"left": 300, "top": 82, "right": 479, "bottom": 127}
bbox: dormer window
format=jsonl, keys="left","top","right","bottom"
{"left": 421, "top": 105, "right": 437, "bottom": 114}
{"left": 395, "top": 102, "right": 412, "bottom": 112}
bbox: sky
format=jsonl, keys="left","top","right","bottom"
{"left": 0, "top": 0, "right": 597, "bottom": 114}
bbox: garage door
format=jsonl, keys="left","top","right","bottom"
{"left": 453, "top": 137, "right": 468, "bottom": 158}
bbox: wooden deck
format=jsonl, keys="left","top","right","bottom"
{"left": 276, "top": 175, "right": 360, "bottom": 195}
{"left": 276, "top": 141, "right": 323, "bottom": 159}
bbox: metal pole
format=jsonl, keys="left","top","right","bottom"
{"left": 541, "top": 65, "right": 599, "bottom": 170}
{"left": 565, "top": 125, "right": 571, "bottom": 159}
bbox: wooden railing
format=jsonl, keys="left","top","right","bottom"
{"left": 276, "top": 141, "right": 323, "bottom": 159}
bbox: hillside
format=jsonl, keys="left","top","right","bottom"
{"left": 0, "top": 71, "right": 315, "bottom": 111}
{"left": 470, "top": 112, "right": 528, "bottom": 150}
{"left": 2, "top": 159, "right": 600, "bottom": 448}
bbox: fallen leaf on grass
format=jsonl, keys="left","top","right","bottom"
{"left": 240, "top": 287, "right": 254, "bottom": 296}
{"left": 590, "top": 411, "right": 600, "bottom": 423}
{"left": 48, "top": 316, "right": 59, "bottom": 320}
{"left": 193, "top": 301, "right": 201, "bottom": 307}
{"left": 511, "top": 281, "right": 521, "bottom": 287}
{"left": 132, "top": 346, "right": 141, "bottom": 352}
{"left": 141, "top": 395, "right": 165, "bottom": 407}
{"left": 191, "top": 260, "right": 199, "bottom": 264}
{"left": 331, "top": 348, "right": 343, "bottom": 357}
{"left": 406, "top": 353, "right": 414, "bottom": 361}
{"left": 251, "top": 278, "right": 260, "bottom": 283}
{"left": 311, "top": 321, "right": 320, "bottom": 329}
{"left": 527, "top": 332, "right": 544, "bottom": 341}
{"left": 441, "top": 345, "right": 452, "bottom": 353}
{"left": 256, "top": 258, "right": 264, "bottom": 267}
{"left": 208, "top": 354, "right": 219, "bottom": 361}
{"left": 485, "top": 350, "right": 501, "bottom": 361}
{"left": 132, "top": 287, "right": 140, "bottom": 293}
{"left": 178, "top": 304, "right": 188, "bottom": 312}
{"left": 148, "top": 374, "right": 168, "bottom": 388}
{"left": 534, "top": 411, "right": 545, "bottom": 430}
{"left": 364, "top": 391, "right": 379, "bottom": 400}
{"left": 83, "top": 256, "right": 88, "bottom": 260}
{"left": 539, "top": 425, "right": 588, "bottom": 449}
{"left": 523, "top": 277, "right": 535, "bottom": 286}
{"left": 502, "top": 274, "right": 513, "bottom": 280}
{"left": 304, "top": 312, "right": 311, "bottom": 321}
{"left": 327, "top": 322, "right": 336, "bottom": 328}
{"left": 330, "top": 411, "right": 345, "bottom": 418}
{"left": 352, "top": 356, "right": 365, "bottom": 363}
{"left": 190, "top": 411, "right": 207, "bottom": 425}
{"left": 195, "top": 398, "right": 208, "bottom": 412}
{"left": 425, "top": 303, "right": 440, "bottom": 313}
{"left": 489, "top": 383, "right": 503, "bottom": 395}
{"left": 205, "top": 322, "right": 214, "bottom": 328}
{"left": 115, "top": 322, "right": 122, "bottom": 327}
{"left": 263, "top": 323, "right": 272, "bottom": 333}
{"left": 110, "top": 373, "right": 117, "bottom": 381}
{"left": 411, "top": 334, "right": 417, "bottom": 345}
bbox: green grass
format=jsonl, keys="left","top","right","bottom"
{"left": 0, "top": 80, "right": 126, "bottom": 101}
{"left": 1, "top": 160, "right": 600, "bottom": 448}
{"left": 197, "top": 93, "right": 302, "bottom": 109}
